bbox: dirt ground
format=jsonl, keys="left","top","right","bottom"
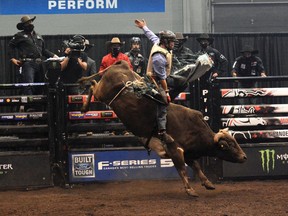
{"left": 0, "top": 179, "right": 287, "bottom": 216}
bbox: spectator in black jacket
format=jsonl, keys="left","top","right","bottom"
{"left": 196, "top": 33, "right": 228, "bottom": 83}
{"left": 231, "top": 44, "right": 266, "bottom": 87}
{"left": 9, "top": 16, "right": 57, "bottom": 96}
{"left": 172, "top": 32, "right": 197, "bottom": 73}
{"left": 231, "top": 44, "right": 267, "bottom": 104}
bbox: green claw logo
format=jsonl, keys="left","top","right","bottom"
{"left": 259, "top": 149, "right": 275, "bottom": 173}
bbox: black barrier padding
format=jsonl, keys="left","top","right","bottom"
{"left": 0, "top": 125, "right": 48, "bottom": 136}
{"left": 0, "top": 151, "right": 52, "bottom": 189}
{"left": 67, "top": 135, "right": 143, "bottom": 148}
{"left": 0, "top": 138, "right": 48, "bottom": 148}
{"left": 67, "top": 122, "right": 126, "bottom": 133}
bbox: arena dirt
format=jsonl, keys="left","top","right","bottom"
{"left": 0, "top": 179, "right": 287, "bottom": 216}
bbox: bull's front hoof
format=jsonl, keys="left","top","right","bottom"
{"left": 202, "top": 180, "right": 215, "bottom": 190}
{"left": 186, "top": 188, "right": 199, "bottom": 197}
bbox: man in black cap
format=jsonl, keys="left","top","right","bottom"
{"left": 9, "top": 16, "right": 57, "bottom": 99}
{"left": 196, "top": 34, "right": 227, "bottom": 123}
{"left": 196, "top": 33, "right": 228, "bottom": 82}
{"left": 231, "top": 45, "right": 266, "bottom": 81}
{"left": 231, "top": 44, "right": 266, "bottom": 104}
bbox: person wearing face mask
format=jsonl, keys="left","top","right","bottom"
{"left": 172, "top": 33, "right": 197, "bottom": 73}
{"left": 8, "top": 16, "right": 57, "bottom": 101}
{"left": 98, "top": 37, "right": 132, "bottom": 136}
{"left": 99, "top": 37, "right": 133, "bottom": 75}
{"left": 231, "top": 45, "right": 266, "bottom": 82}
{"left": 231, "top": 45, "right": 267, "bottom": 104}
{"left": 196, "top": 33, "right": 228, "bottom": 82}
{"left": 125, "top": 37, "right": 146, "bottom": 76}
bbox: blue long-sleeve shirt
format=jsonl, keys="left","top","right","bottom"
{"left": 143, "top": 26, "right": 167, "bottom": 80}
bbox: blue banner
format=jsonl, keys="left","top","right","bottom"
{"left": 69, "top": 149, "right": 193, "bottom": 182}
{"left": 0, "top": 0, "right": 165, "bottom": 15}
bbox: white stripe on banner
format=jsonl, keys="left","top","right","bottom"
{"left": 221, "top": 87, "right": 288, "bottom": 98}
{"left": 221, "top": 104, "right": 288, "bottom": 114}
{"left": 222, "top": 116, "right": 288, "bottom": 127}
{"left": 230, "top": 129, "right": 288, "bottom": 140}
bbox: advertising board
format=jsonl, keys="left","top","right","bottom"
{"left": 69, "top": 149, "right": 193, "bottom": 182}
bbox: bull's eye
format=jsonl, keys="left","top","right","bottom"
{"left": 219, "top": 141, "right": 229, "bottom": 150}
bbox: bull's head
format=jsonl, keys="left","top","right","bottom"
{"left": 213, "top": 128, "right": 247, "bottom": 163}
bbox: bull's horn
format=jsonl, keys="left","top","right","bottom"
{"left": 214, "top": 131, "right": 225, "bottom": 143}
{"left": 220, "top": 128, "right": 229, "bottom": 133}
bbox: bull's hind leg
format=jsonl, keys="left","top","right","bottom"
{"left": 185, "top": 159, "right": 215, "bottom": 190}
{"left": 161, "top": 133, "right": 199, "bottom": 197}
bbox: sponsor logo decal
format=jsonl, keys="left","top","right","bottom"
{"left": 259, "top": 149, "right": 288, "bottom": 173}
{"left": 14, "top": 114, "right": 28, "bottom": 120}
{"left": 21, "top": 96, "right": 28, "bottom": 103}
{"left": 101, "top": 111, "right": 114, "bottom": 118}
{"left": 1, "top": 115, "right": 14, "bottom": 120}
{"left": 259, "top": 149, "right": 275, "bottom": 173}
{"left": 29, "top": 96, "right": 46, "bottom": 102}
{"left": 71, "top": 96, "right": 84, "bottom": 102}
{"left": 11, "top": 98, "right": 20, "bottom": 103}
{"left": 70, "top": 113, "right": 85, "bottom": 119}
{"left": 72, "top": 154, "right": 95, "bottom": 178}
{"left": 29, "top": 113, "right": 44, "bottom": 119}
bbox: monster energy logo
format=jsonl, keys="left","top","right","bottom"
{"left": 259, "top": 149, "right": 275, "bottom": 173}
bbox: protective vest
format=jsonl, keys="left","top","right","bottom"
{"left": 146, "top": 44, "right": 172, "bottom": 77}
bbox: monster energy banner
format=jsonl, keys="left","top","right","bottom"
{"left": 221, "top": 87, "right": 288, "bottom": 98}
{"left": 223, "top": 145, "right": 288, "bottom": 178}
{"left": 222, "top": 116, "right": 288, "bottom": 127}
{"left": 231, "top": 129, "right": 288, "bottom": 141}
{"left": 221, "top": 104, "right": 288, "bottom": 115}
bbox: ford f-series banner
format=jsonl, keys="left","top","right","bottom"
{"left": 68, "top": 149, "right": 193, "bottom": 182}
{"left": 0, "top": 0, "right": 165, "bottom": 15}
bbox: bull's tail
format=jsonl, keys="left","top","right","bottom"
{"left": 77, "top": 73, "right": 100, "bottom": 87}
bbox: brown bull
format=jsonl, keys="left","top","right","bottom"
{"left": 79, "top": 60, "right": 247, "bottom": 197}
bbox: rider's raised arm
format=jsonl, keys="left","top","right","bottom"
{"left": 135, "top": 19, "right": 159, "bottom": 45}
{"left": 142, "top": 26, "right": 159, "bottom": 45}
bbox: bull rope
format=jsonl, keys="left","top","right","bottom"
{"left": 108, "top": 80, "right": 146, "bottom": 106}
